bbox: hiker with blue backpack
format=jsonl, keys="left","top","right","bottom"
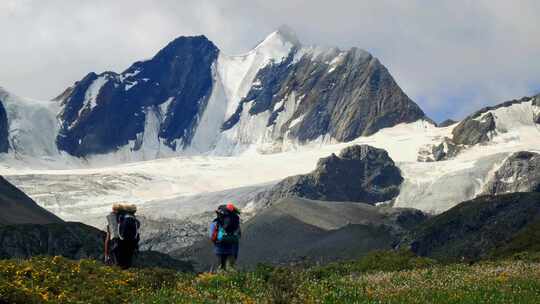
{"left": 209, "top": 203, "right": 241, "bottom": 271}
{"left": 104, "top": 203, "right": 141, "bottom": 269}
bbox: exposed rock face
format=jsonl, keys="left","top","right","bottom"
{"left": 57, "top": 36, "right": 219, "bottom": 156}
{"left": 438, "top": 119, "right": 457, "bottom": 127}
{"left": 534, "top": 95, "right": 540, "bottom": 124}
{"left": 225, "top": 48, "right": 427, "bottom": 143}
{"left": 482, "top": 151, "right": 540, "bottom": 195}
{"left": 452, "top": 96, "right": 537, "bottom": 146}
{"left": 257, "top": 145, "right": 403, "bottom": 206}
{"left": 0, "top": 176, "right": 62, "bottom": 225}
{"left": 452, "top": 112, "right": 496, "bottom": 145}
{"left": 403, "top": 192, "right": 540, "bottom": 261}
{"left": 0, "top": 99, "right": 8, "bottom": 153}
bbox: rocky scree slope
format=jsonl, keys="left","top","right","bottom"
{"left": 175, "top": 196, "right": 427, "bottom": 271}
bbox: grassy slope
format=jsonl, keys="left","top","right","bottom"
{"left": 0, "top": 176, "right": 62, "bottom": 225}
{"left": 0, "top": 222, "right": 104, "bottom": 259}
{"left": 491, "top": 219, "right": 540, "bottom": 259}
{"left": 406, "top": 192, "right": 540, "bottom": 261}
{"left": 1, "top": 252, "right": 540, "bottom": 304}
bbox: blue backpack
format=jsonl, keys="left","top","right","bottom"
{"left": 213, "top": 211, "right": 240, "bottom": 244}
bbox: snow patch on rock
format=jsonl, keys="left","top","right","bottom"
{"left": 78, "top": 75, "right": 109, "bottom": 116}
{"left": 0, "top": 88, "right": 60, "bottom": 158}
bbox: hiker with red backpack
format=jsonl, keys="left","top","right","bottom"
{"left": 209, "top": 203, "right": 241, "bottom": 271}
{"left": 104, "top": 203, "right": 141, "bottom": 269}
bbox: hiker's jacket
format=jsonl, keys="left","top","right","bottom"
{"left": 209, "top": 219, "right": 241, "bottom": 256}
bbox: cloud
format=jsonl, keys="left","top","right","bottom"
{"left": 0, "top": 0, "right": 539, "bottom": 121}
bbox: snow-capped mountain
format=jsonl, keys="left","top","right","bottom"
{"left": 54, "top": 26, "right": 427, "bottom": 158}
{"left": 56, "top": 35, "right": 219, "bottom": 158}
{"left": 452, "top": 95, "right": 540, "bottom": 146}
{"left": 0, "top": 87, "right": 60, "bottom": 158}
{"left": 419, "top": 94, "right": 540, "bottom": 162}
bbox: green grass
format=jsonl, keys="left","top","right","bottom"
{"left": 1, "top": 251, "right": 540, "bottom": 303}
{"left": 491, "top": 220, "right": 540, "bottom": 259}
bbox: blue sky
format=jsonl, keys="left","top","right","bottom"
{"left": 1, "top": 0, "right": 539, "bottom": 122}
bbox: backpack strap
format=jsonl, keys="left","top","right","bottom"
{"left": 210, "top": 220, "right": 219, "bottom": 243}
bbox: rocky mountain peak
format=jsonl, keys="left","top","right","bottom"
{"left": 274, "top": 25, "right": 301, "bottom": 46}
{"left": 55, "top": 34, "right": 219, "bottom": 156}
{"left": 254, "top": 25, "right": 301, "bottom": 52}
{"left": 152, "top": 35, "right": 216, "bottom": 62}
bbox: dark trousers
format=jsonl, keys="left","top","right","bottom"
{"left": 217, "top": 254, "right": 236, "bottom": 271}
{"left": 111, "top": 239, "right": 136, "bottom": 269}
{"left": 214, "top": 242, "right": 239, "bottom": 271}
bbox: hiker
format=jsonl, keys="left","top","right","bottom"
{"left": 104, "top": 203, "right": 141, "bottom": 269}
{"left": 209, "top": 203, "right": 241, "bottom": 271}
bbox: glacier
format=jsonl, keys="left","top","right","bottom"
{"left": 1, "top": 111, "right": 539, "bottom": 230}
